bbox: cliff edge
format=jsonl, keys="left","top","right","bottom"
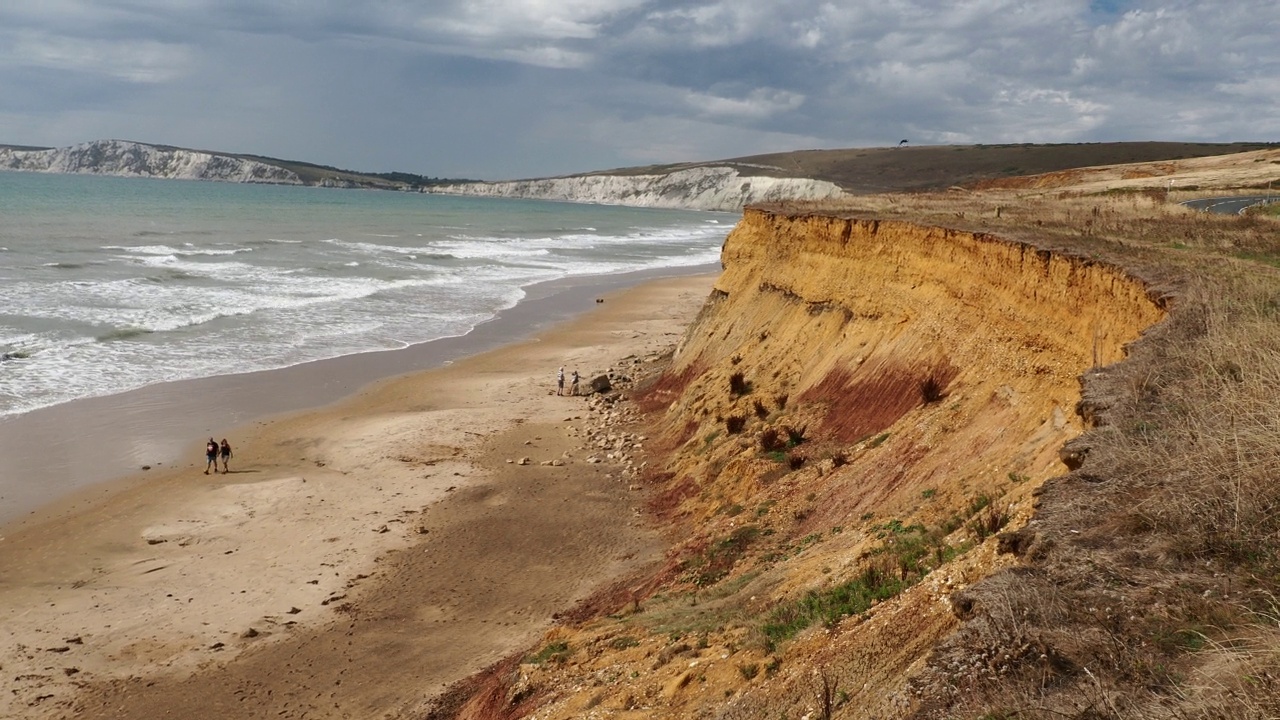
{"left": 440, "top": 208, "right": 1168, "bottom": 719}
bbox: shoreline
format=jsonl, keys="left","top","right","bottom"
{"left": 0, "top": 262, "right": 719, "bottom": 530}
{"left": 0, "top": 270, "right": 717, "bottom": 719}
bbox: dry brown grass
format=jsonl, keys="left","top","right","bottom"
{"left": 887, "top": 187, "right": 1280, "bottom": 718}
{"left": 770, "top": 167, "right": 1280, "bottom": 272}
{"left": 1105, "top": 274, "right": 1280, "bottom": 566}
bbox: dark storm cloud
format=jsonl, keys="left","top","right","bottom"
{"left": 0, "top": 1, "right": 1276, "bottom": 178}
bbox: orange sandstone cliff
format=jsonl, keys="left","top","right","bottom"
{"left": 447, "top": 208, "right": 1166, "bottom": 719}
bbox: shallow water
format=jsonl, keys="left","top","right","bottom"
{"left": 0, "top": 171, "right": 731, "bottom": 417}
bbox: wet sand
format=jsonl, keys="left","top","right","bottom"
{"left": 0, "top": 271, "right": 716, "bottom": 719}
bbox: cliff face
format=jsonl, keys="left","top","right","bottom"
{"left": 430, "top": 166, "right": 848, "bottom": 212}
{"left": 481, "top": 210, "right": 1166, "bottom": 719}
{"left": 0, "top": 140, "right": 303, "bottom": 184}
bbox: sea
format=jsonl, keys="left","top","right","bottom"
{"left": 0, "top": 171, "right": 732, "bottom": 420}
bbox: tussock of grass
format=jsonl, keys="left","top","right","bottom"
{"left": 526, "top": 641, "right": 570, "bottom": 665}
{"left": 761, "top": 565, "right": 908, "bottom": 647}
{"left": 760, "top": 519, "right": 968, "bottom": 648}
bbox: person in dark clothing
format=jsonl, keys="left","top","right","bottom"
{"left": 205, "top": 438, "right": 218, "bottom": 474}
{"left": 219, "top": 439, "right": 233, "bottom": 474}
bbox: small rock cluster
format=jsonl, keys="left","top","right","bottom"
{"left": 573, "top": 362, "right": 659, "bottom": 483}
{"left": 580, "top": 410, "right": 646, "bottom": 482}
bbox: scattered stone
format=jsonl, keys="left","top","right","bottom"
{"left": 518, "top": 457, "right": 531, "bottom": 466}
{"left": 241, "top": 628, "right": 260, "bottom": 639}
{"left": 287, "top": 607, "right": 302, "bottom": 615}
{"left": 141, "top": 465, "right": 151, "bottom": 471}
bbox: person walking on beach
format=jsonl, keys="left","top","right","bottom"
{"left": 219, "top": 439, "right": 233, "bottom": 474}
{"left": 205, "top": 438, "right": 219, "bottom": 474}
{"left": 571, "top": 369, "right": 580, "bottom": 396}
{"left": 557, "top": 366, "right": 565, "bottom": 396}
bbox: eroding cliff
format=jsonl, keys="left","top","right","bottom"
{"left": 472, "top": 209, "right": 1166, "bottom": 719}
{"left": 671, "top": 210, "right": 1160, "bottom": 442}
{"left": 430, "top": 166, "right": 848, "bottom": 212}
{"left": 0, "top": 140, "right": 303, "bottom": 184}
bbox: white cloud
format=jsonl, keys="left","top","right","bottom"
{"left": 0, "top": 0, "right": 1278, "bottom": 176}
{"left": 498, "top": 45, "right": 592, "bottom": 69}
{"left": 582, "top": 112, "right": 831, "bottom": 166}
{"left": 424, "top": 0, "right": 646, "bottom": 42}
{"left": 3, "top": 30, "right": 190, "bottom": 83}
{"left": 685, "top": 87, "right": 806, "bottom": 120}
{"left": 1219, "top": 77, "right": 1280, "bottom": 100}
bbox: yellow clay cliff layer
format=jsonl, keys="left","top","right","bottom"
{"left": 461, "top": 209, "right": 1166, "bottom": 719}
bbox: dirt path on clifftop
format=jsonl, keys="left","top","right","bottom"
{"left": 69, "top": 419, "right": 662, "bottom": 720}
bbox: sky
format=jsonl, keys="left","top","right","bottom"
{"left": 1, "top": 1, "right": 1277, "bottom": 180}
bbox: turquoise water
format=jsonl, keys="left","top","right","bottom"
{"left": 0, "top": 171, "right": 732, "bottom": 417}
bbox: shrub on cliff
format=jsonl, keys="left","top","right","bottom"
{"left": 759, "top": 427, "right": 785, "bottom": 452}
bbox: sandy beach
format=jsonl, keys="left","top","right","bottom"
{"left": 0, "top": 271, "right": 716, "bottom": 720}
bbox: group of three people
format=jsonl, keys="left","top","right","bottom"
{"left": 205, "top": 437, "right": 232, "bottom": 474}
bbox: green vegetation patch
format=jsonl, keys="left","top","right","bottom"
{"left": 758, "top": 518, "right": 976, "bottom": 648}
{"left": 608, "top": 635, "right": 640, "bottom": 650}
{"left": 682, "top": 525, "right": 762, "bottom": 587}
{"left": 526, "top": 641, "right": 571, "bottom": 665}
{"left": 761, "top": 566, "right": 909, "bottom": 646}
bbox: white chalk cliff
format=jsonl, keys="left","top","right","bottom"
{"left": 0, "top": 140, "right": 302, "bottom": 184}
{"left": 430, "top": 166, "right": 849, "bottom": 212}
{"left": 1, "top": 140, "right": 849, "bottom": 210}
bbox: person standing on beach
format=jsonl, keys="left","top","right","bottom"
{"left": 557, "top": 366, "right": 565, "bottom": 396}
{"left": 205, "top": 438, "right": 218, "bottom": 474}
{"left": 219, "top": 439, "right": 233, "bottom": 474}
{"left": 571, "top": 370, "right": 580, "bottom": 396}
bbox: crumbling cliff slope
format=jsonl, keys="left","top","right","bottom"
{"left": 447, "top": 208, "right": 1166, "bottom": 719}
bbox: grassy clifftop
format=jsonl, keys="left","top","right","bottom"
{"left": 586, "top": 142, "right": 1276, "bottom": 194}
